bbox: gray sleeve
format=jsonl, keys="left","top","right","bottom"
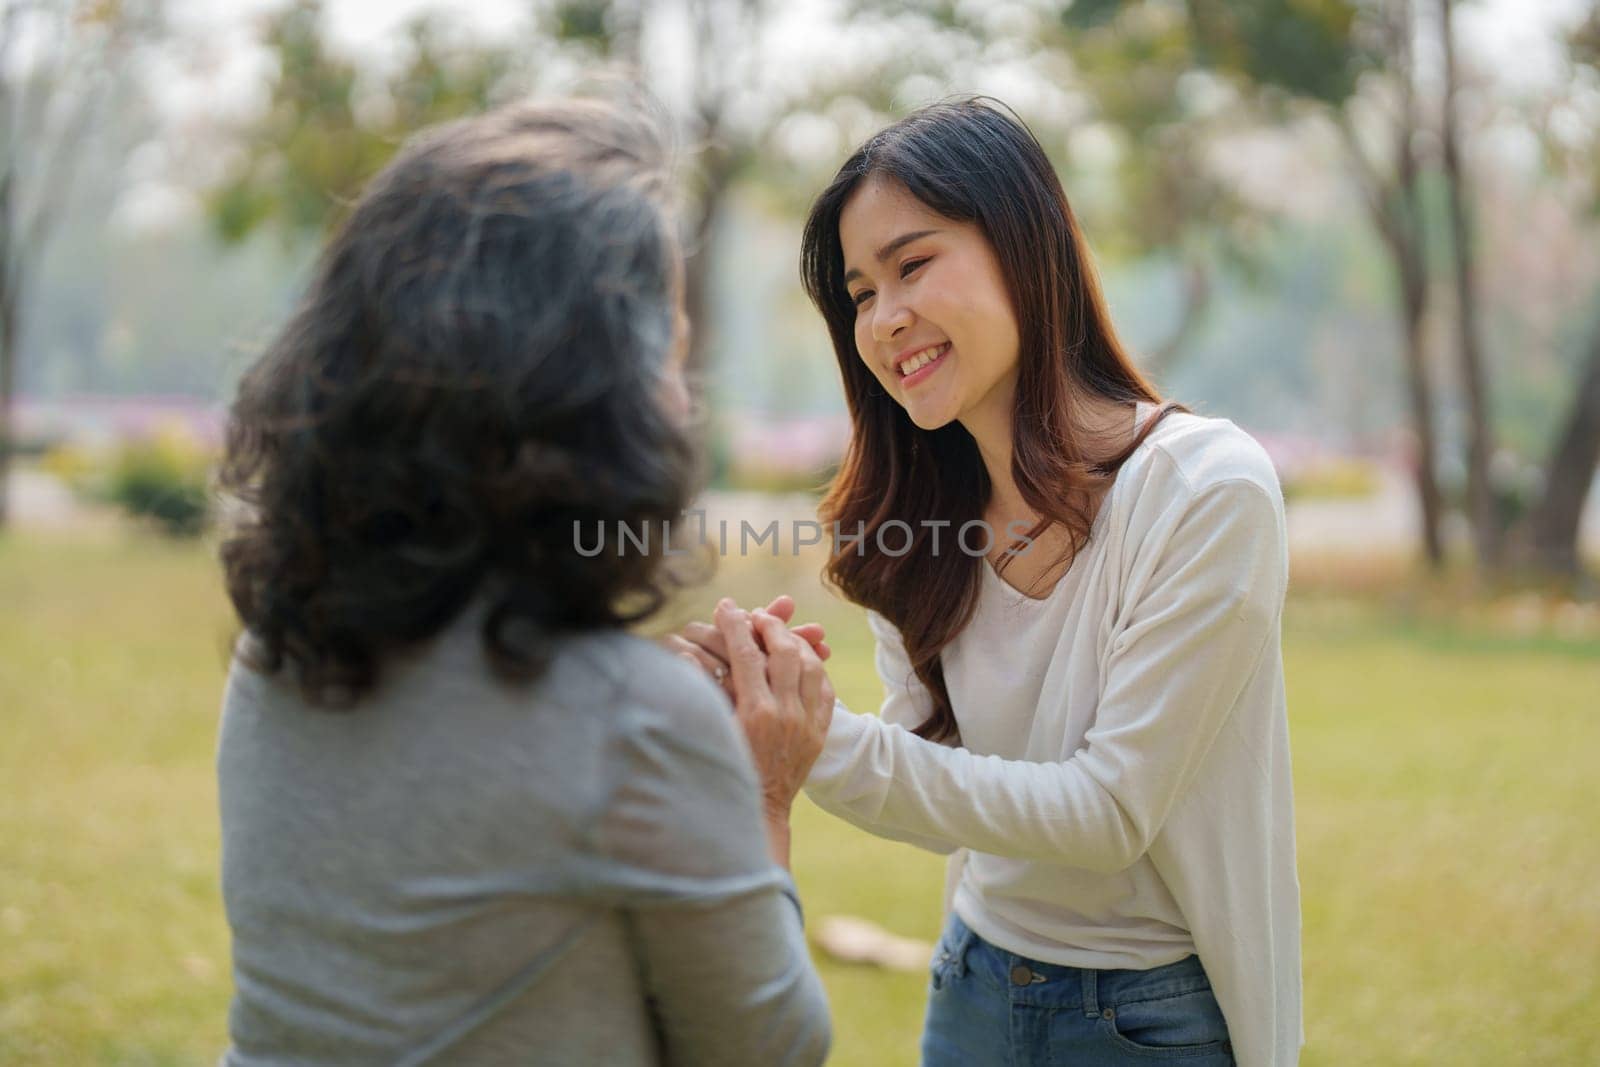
{"left": 590, "top": 651, "right": 831, "bottom": 1066}
{"left": 626, "top": 878, "right": 830, "bottom": 1067}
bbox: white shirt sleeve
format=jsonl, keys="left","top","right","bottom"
{"left": 803, "top": 606, "right": 962, "bottom": 855}
{"left": 804, "top": 478, "right": 1286, "bottom": 874}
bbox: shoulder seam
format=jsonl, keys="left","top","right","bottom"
{"left": 1143, "top": 426, "right": 1274, "bottom": 498}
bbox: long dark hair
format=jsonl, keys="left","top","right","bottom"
{"left": 801, "top": 98, "right": 1178, "bottom": 742}
{"left": 219, "top": 98, "right": 701, "bottom": 706}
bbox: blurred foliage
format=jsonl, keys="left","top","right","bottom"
{"left": 38, "top": 441, "right": 97, "bottom": 489}
{"left": 1279, "top": 457, "right": 1381, "bottom": 502}
{"left": 209, "top": 0, "right": 515, "bottom": 244}
{"left": 854, "top": 0, "right": 1371, "bottom": 370}
{"left": 1563, "top": 5, "right": 1600, "bottom": 213}
{"left": 1185, "top": 0, "right": 1366, "bottom": 106}
{"left": 551, "top": 0, "right": 619, "bottom": 51}
{"left": 100, "top": 428, "right": 214, "bottom": 537}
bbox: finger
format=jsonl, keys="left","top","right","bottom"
{"left": 714, "top": 598, "right": 770, "bottom": 703}
{"left": 764, "top": 594, "right": 796, "bottom": 623}
{"left": 664, "top": 634, "right": 730, "bottom": 685}
{"left": 790, "top": 622, "right": 827, "bottom": 645}
{"left": 789, "top": 623, "right": 829, "bottom": 661}
{"left": 795, "top": 641, "right": 823, "bottom": 715}
{"left": 752, "top": 610, "right": 801, "bottom": 697}
{"left": 681, "top": 620, "right": 729, "bottom": 662}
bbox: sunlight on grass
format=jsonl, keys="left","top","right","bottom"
{"left": 1, "top": 532, "right": 1596, "bottom": 1064}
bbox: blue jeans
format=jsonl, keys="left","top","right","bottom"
{"left": 921, "top": 913, "right": 1236, "bottom": 1065}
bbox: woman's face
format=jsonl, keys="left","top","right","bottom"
{"left": 839, "top": 173, "right": 1021, "bottom": 432}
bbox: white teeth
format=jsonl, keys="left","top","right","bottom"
{"left": 899, "top": 343, "right": 948, "bottom": 376}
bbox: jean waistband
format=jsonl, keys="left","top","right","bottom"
{"left": 940, "top": 912, "right": 1211, "bottom": 1017}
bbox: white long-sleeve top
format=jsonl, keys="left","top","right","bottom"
{"left": 805, "top": 404, "right": 1302, "bottom": 1067}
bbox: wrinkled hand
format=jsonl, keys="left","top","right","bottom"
{"left": 710, "top": 598, "right": 835, "bottom": 817}
{"left": 661, "top": 594, "right": 829, "bottom": 699}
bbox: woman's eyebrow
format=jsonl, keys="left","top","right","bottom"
{"left": 843, "top": 229, "right": 942, "bottom": 284}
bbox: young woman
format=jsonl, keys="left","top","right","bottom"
{"left": 677, "top": 98, "right": 1301, "bottom": 1066}
{"left": 213, "top": 100, "right": 833, "bottom": 1066}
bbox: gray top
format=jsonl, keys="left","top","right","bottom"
{"left": 217, "top": 605, "right": 831, "bottom": 1066}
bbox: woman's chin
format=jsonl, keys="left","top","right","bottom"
{"left": 900, "top": 383, "right": 959, "bottom": 428}
{"left": 907, "top": 405, "right": 959, "bottom": 432}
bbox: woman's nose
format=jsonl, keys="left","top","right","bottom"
{"left": 871, "top": 293, "right": 913, "bottom": 343}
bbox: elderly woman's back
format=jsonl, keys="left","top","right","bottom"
{"left": 211, "top": 98, "right": 830, "bottom": 1066}
{"left": 220, "top": 607, "right": 828, "bottom": 1065}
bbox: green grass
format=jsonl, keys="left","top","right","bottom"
{"left": 2, "top": 532, "right": 1597, "bottom": 1065}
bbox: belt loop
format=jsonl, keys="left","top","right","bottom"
{"left": 1080, "top": 967, "right": 1098, "bottom": 1019}
{"left": 952, "top": 923, "right": 976, "bottom": 979}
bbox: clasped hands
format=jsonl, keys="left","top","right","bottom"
{"left": 660, "top": 595, "right": 835, "bottom": 822}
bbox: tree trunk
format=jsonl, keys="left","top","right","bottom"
{"left": 0, "top": 293, "right": 13, "bottom": 531}
{"left": 1396, "top": 235, "right": 1445, "bottom": 567}
{"left": 0, "top": 169, "right": 14, "bottom": 532}
{"left": 1391, "top": 4, "right": 1445, "bottom": 570}
{"left": 1439, "top": 0, "right": 1500, "bottom": 569}
{"left": 1336, "top": 0, "right": 1446, "bottom": 568}
{"left": 1524, "top": 319, "right": 1600, "bottom": 578}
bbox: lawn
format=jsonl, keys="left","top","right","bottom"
{"left": 2, "top": 530, "right": 1597, "bottom": 1065}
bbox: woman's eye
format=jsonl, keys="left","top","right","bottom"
{"left": 851, "top": 289, "right": 873, "bottom": 308}
{"left": 901, "top": 257, "right": 929, "bottom": 278}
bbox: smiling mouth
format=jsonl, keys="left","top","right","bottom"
{"left": 897, "top": 342, "right": 951, "bottom": 379}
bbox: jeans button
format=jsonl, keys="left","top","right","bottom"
{"left": 1009, "top": 964, "right": 1033, "bottom": 986}
{"left": 1102, "top": 1007, "right": 1115, "bottom": 1021}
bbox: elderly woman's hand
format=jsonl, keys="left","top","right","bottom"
{"left": 662, "top": 594, "right": 829, "bottom": 697}
{"left": 711, "top": 598, "right": 835, "bottom": 821}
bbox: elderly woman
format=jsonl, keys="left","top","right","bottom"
{"left": 214, "top": 100, "right": 832, "bottom": 1066}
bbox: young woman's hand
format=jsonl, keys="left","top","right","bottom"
{"left": 711, "top": 598, "right": 835, "bottom": 821}
{"left": 661, "top": 594, "right": 830, "bottom": 697}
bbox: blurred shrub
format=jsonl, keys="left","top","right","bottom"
{"left": 103, "top": 429, "right": 215, "bottom": 537}
{"left": 39, "top": 443, "right": 100, "bottom": 492}
{"left": 1280, "top": 459, "right": 1380, "bottom": 502}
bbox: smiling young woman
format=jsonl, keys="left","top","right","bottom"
{"left": 788, "top": 97, "right": 1300, "bottom": 1067}
{"left": 802, "top": 100, "right": 1187, "bottom": 737}
{"left": 674, "top": 97, "right": 1300, "bottom": 1066}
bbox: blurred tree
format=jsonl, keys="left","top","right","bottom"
{"left": 1188, "top": 0, "right": 1452, "bottom": 567}
{"left": 1047, "top": 1, "right": 1257, "bottom": 380}
{"left": 208, "top": 0, "right": 514, "bottom": 246}
{"left": 0, "top": 0, "right": 155, "bottom": 529}
{"left": 1519, "top": 5, "right": 1600, "bottom": 582}
{"left": 1436, "top": 0, "right": 1498, "bottom": 568}
{"left": 1334, "top": 0, "right": 1447, "bottom": 568}
{"left": 532, "top": 0, "right": 745, "bottom": 382}
{"left": 1177, "top": 0, "right": 1600, "bottom": 580}
{"left": 1077, "top": 0, "right": 1596, "bottom": 580}
{"left": 208, "top": 0, "right": 881, "bottom": 389}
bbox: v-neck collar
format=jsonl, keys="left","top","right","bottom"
{"left": 981, "top": 400, "right": 1158, "bottom": 604}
